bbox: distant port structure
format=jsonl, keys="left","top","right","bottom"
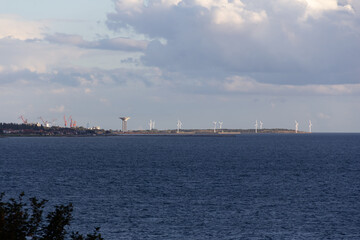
{"left": 119, "top": 116, "right": 130, "bottom": 132}
{"left": 4, "top": 114, "right": 313, "bottom": 135}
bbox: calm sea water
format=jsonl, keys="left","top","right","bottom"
{"left": 1, "top": 134, "right": 360, "bottom": 239}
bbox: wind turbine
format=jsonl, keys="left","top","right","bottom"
{"left": 213, "top": 121, "right": 217, "bottom": 133}
{"left": 218, "top": 121, "right": 223, "bottom": 133}
{"left": 152, "top": 120, "right": 155, "bottom": 130}
{"left": 149, "top": 120, "right": 153, "bottom": 130}
{"left": 255, "top": 120, "right": 258, "bottom": 133}
{"left": 309, "top": 120, "right": 312, "bottom": 133}
{"left": 177, "top": 120, "right": 182, "bottom": 133}
{"left": 295, "top": 120, "right": 299, "bottom": 133}
{"left": 260, "top": 121, "right": 263, "bottom": 130}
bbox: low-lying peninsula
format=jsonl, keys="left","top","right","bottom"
{"left": 0, "top": 123, "right": 306, "bottom": 137}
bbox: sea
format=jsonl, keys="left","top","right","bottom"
{"left": 1, "top": 134, "right": 360, "bottom": 239}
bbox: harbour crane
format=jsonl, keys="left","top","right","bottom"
{"left": 38, "top": 117, "right": 50, "bottom": 127}
{"left": 69, "top": 116, "right": 73, "bottom": 128}
{"left": 18, "top": 115, "right": 28, "bottom": 124}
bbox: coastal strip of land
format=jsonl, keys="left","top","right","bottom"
{"left": 0, "top": 123, "right": 307, "bottom": 137}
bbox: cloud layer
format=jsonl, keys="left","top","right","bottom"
{"left": 107, "top": 0, "right": 360, "bottom": 85}
{"left": 45, "top": 33, "right": 148, "bottom": 52}
{"left": 0, "top": 15, "right": 47, "bottom": 40}
{"left": 223, "top": 75, "right": 360, "bottom": 95}
{"left": 1, "top": 1, "right": 360, "bottom": 131}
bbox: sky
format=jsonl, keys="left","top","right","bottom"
{"left": 0, "top": 0, "right": 359, "bottom": 132}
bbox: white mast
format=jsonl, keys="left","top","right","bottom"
{"left": 213, "top": 121, "right": 217, "bottom": 133}
{"left": 218, "top": 121, "right": 223, "bottom": 132}
{"left": 295, "top": 120, "right": 299, "bottom": 133}
{"left": 255, "top": 120, "right": 258, "bottom": 133}
{"left": 309, "top": 120, "right": 312, "bottom": 133}
{"left": 177, "top": 120, "right": 182, "bottom": 133}
{"left": 149, "top": 120, "right": 153, "bottom": 130}
{"left": 260, "top": 121, "right": 263, "bottom": 130}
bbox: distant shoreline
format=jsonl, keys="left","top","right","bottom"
{"left": 1, "top": 129, "right": 309, "bottom": 138}
{"left": 1, "top": 122, "right": 312, "bottom": 137}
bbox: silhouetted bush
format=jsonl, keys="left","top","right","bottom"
{"left": 0, "top": 192, "right": 104, "bottom": 240}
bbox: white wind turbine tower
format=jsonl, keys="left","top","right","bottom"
{"left": 218, "top": 121, "right": 223, "bottom": 133}
{"left": 309, "top": 120, "right": 312, "bottom": 133}
{"left": 295, "top": 120, "right": 299, "bottom": 133}
{"left": 255, "top": 120, "right": 258, "bottom": 133}
{"left": 260, "top": 121, "right": 263, "bottom": 130}
{"left": 177, "top": 120, "right": 182, "bottom": 133}
{"left": 149, "top": 120, "right": 153, "bottom": 130}
{"left": 213, "top": 121, "right": 217, "bottom": 133}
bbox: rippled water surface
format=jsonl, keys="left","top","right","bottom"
{"left": 1, "top": 134, "right": 360, "bottom": 239}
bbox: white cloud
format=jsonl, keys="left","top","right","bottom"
{"left": 0, "top": 36, "right": 146, "bottom": 80}
{"left": 46, "top": 33, "right": 148, "bottom": 51}
{"left": 77, "top": 77, "right": 95, "bottom": 86}
{"left": 162, "top": 0, "right": 182, "bottom": 6}
{"left": 196, "top": 0, "right": 267, "bottom": 26}
{"left": 0, "top": 15, "right": 47, "bottom": 40}
{"left": 114, "top": 0, "right": 144, "bottom": 16}
{"left": 0, "top": 38, "right": 85, "bottom": 74}
{"left": 299, "top": 0, "right": 354, "bottom": 19}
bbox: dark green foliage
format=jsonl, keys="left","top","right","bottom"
{"left": 41, "top": 204, "right": 73, "bottom": 240}
{"left": 0, "top": 123, "right": 98, "bottom": 136}
{"left": 0, "top": 192, "right": 104, "bottom": 240}
{"left": 28, "top": 197, "right": 48, "bottom": 239}
{"left": 70, "top": 228, "right": 104, "bottom": 240}
{"left": 0, "top": 192, "right": 29, "bottom": 240}
{"left": 0, "top": 123, "right": 43, "bottom": 131}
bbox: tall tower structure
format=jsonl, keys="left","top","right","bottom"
{"left": 119, "top": 117, "right": 130, "bottom": 132}
{"left": 213, "top": 121, "right": 217, "bottom": 133}
{"left": 177, "top": 120, "right": 182, "bottom": 133}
